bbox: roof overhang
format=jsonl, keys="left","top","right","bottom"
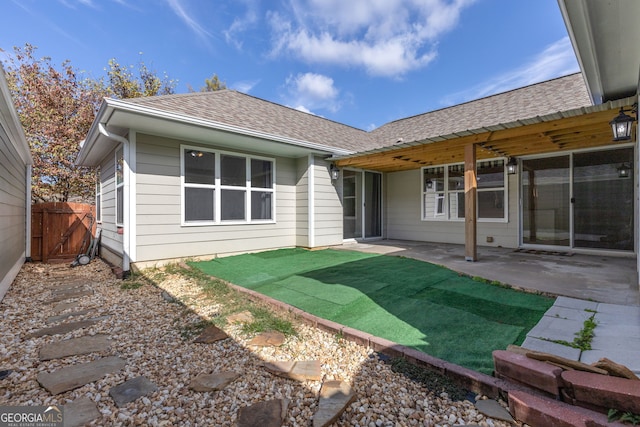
{"left": 0, "top": 65, "right": 32, "bottom": 165}
{"left": 332, "top": 96, "right": 637, "bottom": 172}
{"left": 77, "top": 98, "right": 353, "bottom": 167}
{"left": 559, "top": 0, "right": 640, "bottom": 104}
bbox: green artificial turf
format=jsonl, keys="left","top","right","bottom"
{"left": 192, "top": 248, "right": 554, "bottom": 374}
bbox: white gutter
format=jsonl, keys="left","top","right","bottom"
{"left": 98, "top": 122, "right": 128, "bottom": 146}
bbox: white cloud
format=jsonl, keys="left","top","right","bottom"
{"left": 441, "top": 37, "right": 580, "bottom": 105}
{"left": 231, "top": 79, "right": 260, "bottom": 93}
{"left": 165, "top": 0, "right": 212, "bottom": 42}
{"left": 284, "top": 72, "right": 341, "bottom": 114}
{"left": 267, "top": 0, "right": 476, "bottom": 77}
{"left": 224, "top": 0, "right": 259, "bottom": 49}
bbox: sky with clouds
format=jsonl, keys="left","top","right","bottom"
{"left": 1, "top": 0, "right": 579, "bottom": 131}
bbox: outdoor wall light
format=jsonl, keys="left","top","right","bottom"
{"left": 617, "top": 163, "right": 632, "bottom": 178}
{"left": 610, "top": 104, "right": 637, "bottom": 142}
{"left": 506, "top": 157, "right": 518, "bottom": 175}
{"left": 188, "top": 150, "right": 204, "bottom": 158}
{"left": 330, "top": 164, "right": 340, "bottom": 181}
{"left": 425, "top": 179, "right": 433, "bottom": 189}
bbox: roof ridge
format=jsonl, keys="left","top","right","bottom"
{"left": 375, "top": 72, "right": 586, "bottom": 129}
{"left": 126, "top": 88, "right": 370, "bottom": 133}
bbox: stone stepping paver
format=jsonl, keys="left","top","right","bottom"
{"left": 39, "top": 334, "right": 111, "bottom": 361}
{"left": 161, "top": 291, "right": 175, "bottom": 302}
{"left": 263, "top": 360, "right": 322, "bottom": 381}
{"left": 51, "top": 301, "right": 79, "bottom": 314}
{"left": 63, "top": 397, "right": 100, "bottom": 427}
{"left": 475, "top": 399, "right": 515, "bottom": 423}
{"left": 248, "top": 331, "right": 285, "bottom": 347}
{"left": 37, "top": 356, "right": 126, "bottom": 395}
{"left": 189, "top": 371, "right": 241, "bottom": 392}
{"left": 46, "top": 308, "right": 94, "bottom": 324}
{"left": 50, "top": 283, "right": 88, "bottom": 292}
{"left": 227, "top": 311, "right": 254, "bottom": 324}
{"left": 193, "top": 325, "right": 228, "bottom": 343}
{"left": 313, "top": 380, "right": 356, "bottom": 427}
{"left": 237, "top": 399, "right": 288, "bottom": 427}
{"left": 109, "top": 376, "right": 158, "bottom": 407}
{"left": 49, "top": 288, "right": 93, "bottom": 303}
{"left": 25, "top": 318, "right": 103, "bottom": 339}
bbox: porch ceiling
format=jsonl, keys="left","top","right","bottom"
{"left": 334, "top": 98, "right": 636, "bottom": 173}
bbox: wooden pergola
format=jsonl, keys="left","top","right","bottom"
{"left": 333, "top": 99, "right": 636, "bottom": 261}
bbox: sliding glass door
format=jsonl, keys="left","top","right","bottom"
{"left": 522, "top": 156, "right": 570, "bottom": 247}
{"left": 521, "top": 147, "right": 634, "bottom": 251}
{"left": 573, "top": 148, "right": 633, "bottom": 250}
{"left": 343, "top": 170, "right": 382, "bottom": 239}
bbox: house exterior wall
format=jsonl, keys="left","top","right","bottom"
{"left": 295, "top": 156, "right": 309, "bottom": 247}
{"left": 97, "top": 145, "right": 124, "bottom": 267}
{"left": 385, "top": 169, "right": 519, "bottom": 248}
{"left": 0, "top": 126, "right": 29, "bottom": 298}
{"left": 133, "top": 133, "right": 299, "bottom": 265}
{"left": 313, "top": 157, "right": 343, "bottom": 247}
{"left": 0, "top": 67, "right": 31, "bottom": 300}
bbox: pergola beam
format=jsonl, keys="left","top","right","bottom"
{"left": 334, "top": 108, "right": 626, "bottom": 173}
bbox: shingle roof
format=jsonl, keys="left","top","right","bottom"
{"left": 124, "top": 90, "right": 372, "bottom": 152}
{"left": 122, "top": 73, "right": 591, "bottom": 154}
{"left": 369, "top": 73, "right": 591, "bottom": 148}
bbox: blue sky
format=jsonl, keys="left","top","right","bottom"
{"left": 1, "top": 0, "right": 579, "bottom": 131}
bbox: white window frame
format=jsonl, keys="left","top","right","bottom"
{"left": 421, "top": 159, "right": 508, "bottom": 223}
{"left": 181, "top": 145, "right": 276, "bottom": 226}
{"left": 115, "top": 147, "right": 124, "bottom": 227}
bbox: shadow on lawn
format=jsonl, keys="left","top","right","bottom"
{"left": 198, "top": 249, "right": 555, "bottom": 374}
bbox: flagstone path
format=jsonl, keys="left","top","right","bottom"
{"left": 24, "top": 272, "right": 342, "bottom": 425}
{"left": 0, "top": 260, "right": 515, "bottom": 426}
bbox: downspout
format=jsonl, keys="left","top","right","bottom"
{"left": 98, "top": 123, "right": 131, "bottom": 272}
{"left": 25, "top": 164, "right": 32, "bottom": 262}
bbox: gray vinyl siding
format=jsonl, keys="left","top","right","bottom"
{"left": 98, "top": 146, "right": 124, "bottom": 259}
{"left": 386, "top": 169, "right": 519, "bottom": 248}
{"left": 312, "top": 157, "right": 343, "bottom": 246}
{"left": 295, "top": 157, "right": 309, "bottom": 247}
{"left": 0, "top": 123, "right": 28, "bottom": 293}
{"left": 134, "top": 133, "right": 298, "bottom": 262}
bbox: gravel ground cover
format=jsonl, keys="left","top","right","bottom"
{"left": 0, "top": 259, "right": 517, "bottom": 426}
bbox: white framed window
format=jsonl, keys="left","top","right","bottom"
{"left": 95, "top": 179, "right": 102, "bottom": 223}
{"left": 181, "top": 146, "right": 275, "bottom": 225}
{"left": 422, "top": 159, "right": 506, "bottom": 221}
{"left": 477, "top": 160, "right": 506, "bottom": 220}
{"left": 115, "top": 147, "right": 124, "bottom": 227}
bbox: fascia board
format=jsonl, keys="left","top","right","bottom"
{"left": 558, "top": 0, "right": 603, "bottom": 105}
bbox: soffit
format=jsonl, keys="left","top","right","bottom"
{"left": 559, "top": 0, "right": 640, "bottom": 103}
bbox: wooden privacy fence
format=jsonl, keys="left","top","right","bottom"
{"left": 31, "top": 202, "right": 96, "bottom": 263}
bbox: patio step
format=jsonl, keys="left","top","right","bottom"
{"left": 493, "top": 349, "right": 564, "bottom": 397}
{"left": 508, "top": 390, "right": 625, "bottom": 427}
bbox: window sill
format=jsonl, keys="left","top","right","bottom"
{"left": 181, "top": 220, "right": 276, "bottom": 227}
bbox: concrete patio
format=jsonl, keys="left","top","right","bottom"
{"left": 339, "top": 239, "right": 639, "bottom": 306}
{"left": 340, "top": 239, "right": 640, "bottom": 374}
